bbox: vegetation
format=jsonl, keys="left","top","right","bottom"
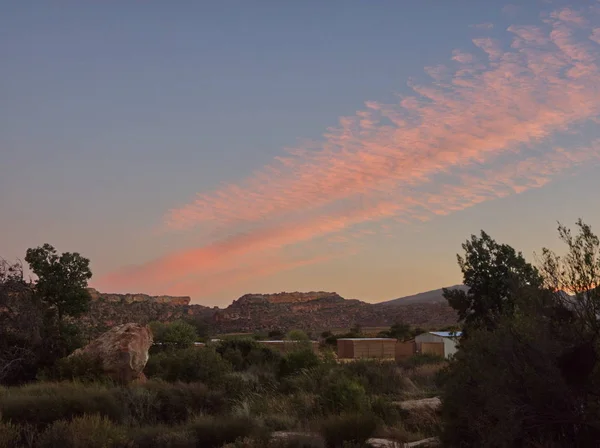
{"left": 4, "top": 219, "right": 600, "bottom": 446}
{"left": 441, "top": 220, "right": 600, "bottom": 447}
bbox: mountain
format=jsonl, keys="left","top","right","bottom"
{"left": 80, "top": 288, "right": 459, "bottom": 336}
{"left": 378, "top": 285, "right": 468, "bottom": 306}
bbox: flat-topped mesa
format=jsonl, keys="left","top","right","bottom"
{"left": 233, "top": 291, "right": 342, "bottom": 305}
{"left": 86, "top": 288, "right": 191, "bottom": 306}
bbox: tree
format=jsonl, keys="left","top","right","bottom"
{"left": 443, "top": 231, "right": 543, "bottom": 333}
{"left": 285, "top": 329, "right": 310, "bottom": 341}
{"left": 440, "top": 220, "right": 600, "bottom": 446}
{"left": 0, "top": 259, "right": 42, "bottom": 384}
{"left": 25, "top": 243, "right": 92, "bottom": 322}
{"left": 386, "top": 322, "right": 412, "bottom": 340}
{"left": 150, "top": 321, "right": 198, "bottom": 349}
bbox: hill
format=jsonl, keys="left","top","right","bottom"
{"left": 80, "top": 288, "right": 459, "bottom": 336}
{"left": 378, "top": 285, "right": 468, "bottom": 306}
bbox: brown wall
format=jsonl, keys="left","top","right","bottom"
{"left": 420, "top": 342, "right": 444, "bottom": 357}
{"left": 395, "top": 341, "right": 416, "bottom": 361}
{"left": 337, "top": 339, "right": 354, "bottom": 358}
{"left": 338, "top": 339, "right": 396, "bottom": 359}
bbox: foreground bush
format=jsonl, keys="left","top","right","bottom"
{"left": 39, "top": 353, "right": 108, "bottom": 383}
{"left": 318, "top": 413, "right": 378, "bottom": 448}
{"left": 37, "top": 414, "right": 127, "bottom": 448}
{"left": 144, "top": 347, "right": 232, "bottom": 385}
{"left": 188, "top": 415, "right": 260, "bottom": 447}
{"left": 0, "top": 422, "right": 20, "bottom": 448}
{"left": 0, "top": 382, "right": 121, "bottom": 428}
{"left": 0, "top": 380, "right": 227, "bottom": 429}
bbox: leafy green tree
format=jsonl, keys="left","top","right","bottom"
{"left": 443, "top": 231, "right": 543, "bottom": 333}
{"left": 285, "top": 329, "right": 310, "bottom": 341}
{"left": 150, "top": 321, "right": 198, "bottom": 349}
{"left": 25, "top": 243, "right": 92, "bottom": 322}
{"left": 387, "top": 322, "right": 412, "bottom": 340}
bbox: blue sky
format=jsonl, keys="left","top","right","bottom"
{"left": 3, "top": 1, "right": 600, "bottom": 305}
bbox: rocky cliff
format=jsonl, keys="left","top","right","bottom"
{"left": 80, "top": 289, "right": 458, "bottom": 337}
{"left": 87, "top": 288, "right": 191, "bottom": 306}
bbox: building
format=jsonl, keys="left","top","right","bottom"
{"left": 414, "top": 331, "right": 462, "bottom": 358}
{"left": 337, "top": 338, "right": 396, "bottom": 359}
{"left": 257, "top": 340, "right": 319, "bottom": 353}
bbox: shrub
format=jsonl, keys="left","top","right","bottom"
{"left": 399, "top": 353, "right": 445, "bottom": 369}
{"left": 318, "top": 413, "right": 378, "bottom": 448}
{"left": 129, "top": 425, "right": 196, "bottom": 448}
{"left": 36, "top": 414, "right": 127, "bottom": 448}
{"left": 319, "top": 375, "right": 367, "bottom": 413}
{"left": 216, "top": 339, "right": 282, "bottom": 371}
{"left": 261, "top": 412, "right": 298, "bottom": 432}
{"left": 150, "top": 321, "right": 198, "bottom": 349}
{"left": 0, "top": 422, "right": 20, "bottom": 448}
{"left": 279, "top": 349, "right": 321, "bottom": 377}
{"left": 188, "top": 415, "right": 258, "bottom": 448}
{"left": 145, "top": 347, "right": 232, "bottom": 385}
{"left": 339, "top": 360, "right": 404, "bottom": 396}
{"left": 0, "top": 382, "right": 122, "bottom": 428}
{"left": 141, "top": 381, "right": 227, "bottom": 424}
{"left": 40, "top": 354, "right": 108, "bottom": 383}
{"left": 369, "top": 395, "right": 401, "bottom": 425}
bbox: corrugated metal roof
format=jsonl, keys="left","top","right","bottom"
{"left": 337, "top": 338, "right": 397, "bottom": 341}
{"left": 429, "top": 331, "right": 462, "bottom": 338}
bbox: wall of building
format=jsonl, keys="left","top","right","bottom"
{"left": 395, "top": 340, "right": 416, "bottom": 361}
{"left": 442, "top": 338, "right": 459, "bottom": 358}
{"left": 420, "top": 342, "right": 445, "bottom": 357}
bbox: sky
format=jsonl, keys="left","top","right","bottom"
{"left": 3, "top": 1, "right": 600, "bottom": 307}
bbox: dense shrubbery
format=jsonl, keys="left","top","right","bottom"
{"left": 145, "top": 346, "right": 233, "bottom": 385}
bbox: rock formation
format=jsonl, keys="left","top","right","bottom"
{"left": 68, "top": 323, "right": 153, "bottom": 383}
{"left": 87, "top": 288, "right": 191, "bottom": 306}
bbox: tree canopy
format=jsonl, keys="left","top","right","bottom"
{"left": 443, "top": 230, "right": 543, "bottom": 332}
{"left": 25, "top": 243, "right": 92, "bottom": 321}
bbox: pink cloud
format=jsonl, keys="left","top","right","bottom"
{"left": 166, "top": 7, "right": 600, "bottom": 231}
{"left": 97, "top": 6, "right": 600, "bottom": 300}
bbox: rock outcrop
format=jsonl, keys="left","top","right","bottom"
{"left": 87, "top": 288, "right": 191, "bottom": 306}
{"left": 69, "top": 323, "right": 153, "bottom": 383}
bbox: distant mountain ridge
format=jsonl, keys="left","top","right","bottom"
{"left": 79, "top": 287, "right": 460, "bottom": 337}
{"left": 378, "top": 285, "right": 468, "bottom": 306}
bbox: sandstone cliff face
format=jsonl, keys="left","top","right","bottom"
{"left": 87, "top": 288, "right": 191, "bottom": 306}
{"left": 211, "top": 291, "right": 457, "bottom": 333}
{"left": 78, "top": 289, "right": 458, "bottom": 337}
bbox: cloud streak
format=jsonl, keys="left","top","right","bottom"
{"left": 97, "top": 6, "right": 600, "bottom": 300}
{"left": 166, "top": 7, "right": 600, "bottom": 231}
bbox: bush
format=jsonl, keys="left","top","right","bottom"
{"left": 150, "top": 321, "right": 198, "bottom": 349}
{"left": 40, "top": 354, "right": 108, "bottom": 383}
{"left": 140, "top": 381, "right": 227, "bottom": 424}
{"left": 129, "top": 425, "right": 196, "bottom": 448}
{"left": 188, "top": 415, "right": 259, "bottom": 448}
{"left": 0, "top": 382, "right": 122, "bottom": 428}
{"left": 339, "top": 360, "right": 404, "bottom": 396}
{"left": 399, "top": 353, "right": 445, "bottom": 369}
{"left": 440, "top": 321, "right": 598, "bottom": 447}
{"left": 145, "top": 347, "right": 232, "bottom": 385}
{"left": 318, "top": 413, "right": 378, "bottom": 448}
{"left": 0, "top": 422, "right": 20, "bottom": 448}
{"left": 37, "top": 414, "right": 127, "bottom": 448}
{"left": 216, "top": 339, "right": 282, "bottom": 371}
{"left": 319, "top": 375, "right": 367, "bottom": 413}
{"left": 279, "top": 349, "right": 321, "bottom": 377}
